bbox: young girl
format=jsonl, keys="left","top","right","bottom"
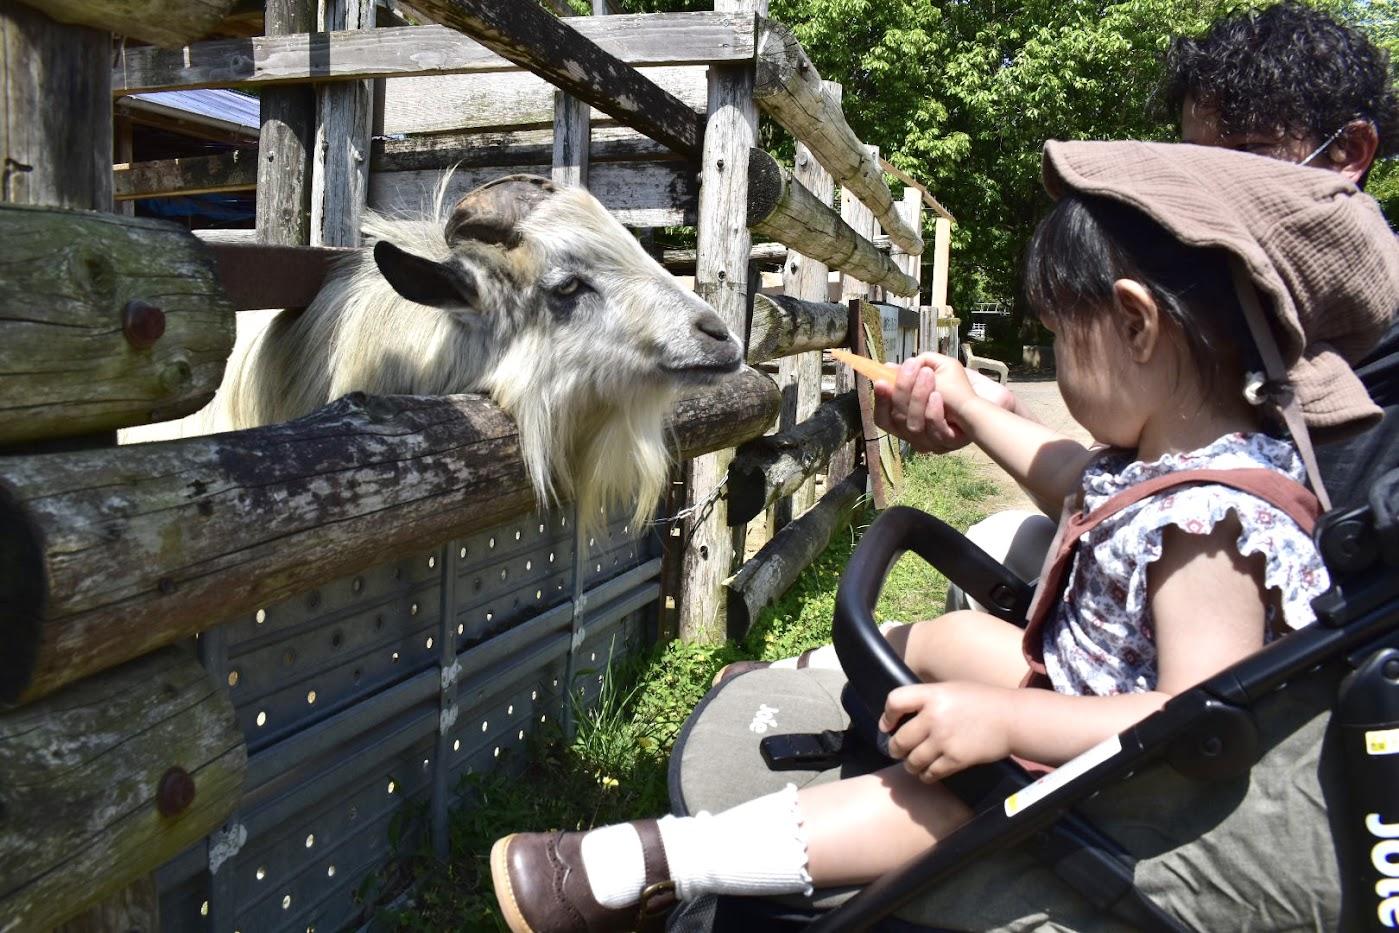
{"left": 488, "top": 141, "right": 1395, "bottom": 933}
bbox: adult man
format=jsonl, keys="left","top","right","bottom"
{"left": 878, "top": 2, "right": 1398, "bottom": 592}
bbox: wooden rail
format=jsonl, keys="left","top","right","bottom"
{"left": 113, "top": 12, "right": 754, "bottom": 95}
{"left": 0, "top": 368, "right": 779, "bottom": 703}
{"left": 753, "top": 19, "right": 922, "bottom": 256}
{"left": 748, "top": 148, "right": 918, "bottom": 297}
{"left": 113, "top": 151, "right": 256, "bottom": 200}
{"left": 22, "top": 0, "right": 234, "bottom": 47}
{"left": 727, "top": 391, "right": 860, "bottom": 524}
{"left": 747, "top": 293, "right": 849, "bottom": 363}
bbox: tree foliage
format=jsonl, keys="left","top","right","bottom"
{"left": 606, "top": 0, "right": 1396, "bottom": 312}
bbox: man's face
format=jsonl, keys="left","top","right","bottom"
{"left": 1180, "top": 94, "right": 1321, "bottom": 162}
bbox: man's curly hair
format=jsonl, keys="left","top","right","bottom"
{"left": 1161, "top": 2, "right": 1399, "bottom": 159}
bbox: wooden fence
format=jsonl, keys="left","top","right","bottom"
{"left": 0, "top": 0, "right": 954, "bottom": 929}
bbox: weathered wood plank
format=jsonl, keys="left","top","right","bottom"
{"left": 728, "top": 391, "right": 858, "bottom": 524}
{"left": 0, "top": 1, "right": 111, "bottom": 210}
{"left": 925, "top": 216, "right": 951, "bottom": 353}
{"left": 381, "top": 65, "right": 706, "bottom": 136}
{"left": 753, "top": 19, "right": 921, "bottom": 256}
{"left": 747, "top": 292, "right": 847, "bottom": 364}
{"left": 372, "top": 124, "right": 673, "bottom": 173}
{"left": 18, "top": 0, "right": 232, "bottom": 47}
{"left": 310, "top": 0, "right": 373, "bottom": 247}
{"left": 0, "top": 204, "right": 236, "bottom": 446}
{"left": 772, "top": 123, "right": 834, "bottom": 528}
{"left": 724, "top": 467, "right": 864, "bottom": 639}
{"left": 112, "top": 13, "right": 754, "bottom": 94}
{"left": 661, "top": 240, "right": 786, "bottom": 274}
{"left": 748, "top": 148, "right": 917, "bottom": 297}
{"left": 387, "top": 0, "right": 705, "bottom": 157}
{"left": 114, "top": 150, "right": 257, "bottom": 200}
{"left": 256, "top": 0, "right": 313, "bottom": 246}
{"left": 370, "top": 160, "right": 698, "bottom": 228}
{"left": 0, "top": 368, "right": 779, "bottom": 703}
{"left": 0, "top": 647, "right": 246, "bottom": 930}
{"left": 552, "top": 90, "right": 590, "bottom": 189}
{"left": 827, "top": 170, "right": 879, "bottom": 486}
{"left": 678, "top": 31, "right": 758, "bottom": 643}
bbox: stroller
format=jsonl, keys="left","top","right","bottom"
{"left": 666, "top": 470, "right": 1399, "bottom": 931}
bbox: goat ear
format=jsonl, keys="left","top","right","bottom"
{"left": 374, "top": 240, "right": 479, "bottom": 309}
{"left": 445, "top": 174, "right": 557, "bottom": 247}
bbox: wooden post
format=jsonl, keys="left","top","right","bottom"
{"left": 256, "top": 0, "right": 313, "bottom": 246}
{"left": 0, "top": 0, "right": 110, "bottom": 210}
{"left": 892, "top": 186, "right": 924, "bottom": 358}
{"left": 826, "top": 144, "right": 878, "bottom": 485}
{"left": 772, "top": 105, "right": 834, "bottom": 529}
{"left": 923, "top": 215, "right": 951, "bottom": 354}
{"left": 677, "top": 0, "right": 762, "bottom": 643}
{"left": 311, "top": 0, "right": 373, "bottom": 247}
{"left": 552, "top": 91, "right": 590, "bottom": 188}
{"left": 114, "top": 116, "right": 134, "bottom": 217}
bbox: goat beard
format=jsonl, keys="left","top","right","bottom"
{"left": 507, "top": 385, "right": 675, "bottom": 546}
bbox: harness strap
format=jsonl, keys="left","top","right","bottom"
{"left": 1020, "top": 467, "right": 1322, "bottom": 686}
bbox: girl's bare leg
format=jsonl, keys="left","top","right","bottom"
{"left": 799, "top": 764, "right": 974, "bottom": 887}
{"left": 883, "top": 610, "right": 1029, "bottom": 688}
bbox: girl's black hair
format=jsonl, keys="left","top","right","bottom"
{"left": 1022, "top": 194, "right": 1258, "bottom": 395}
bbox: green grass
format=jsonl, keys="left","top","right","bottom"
{"left": 382, "top": 453, "right": 998, "bottom": 931}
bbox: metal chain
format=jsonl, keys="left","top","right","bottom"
{"left": 653, "top": 475, "right": 728, "bottom": 531}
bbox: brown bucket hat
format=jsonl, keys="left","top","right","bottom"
{"left": 1040, "top": 140, "right": 1398, "bottom": 437}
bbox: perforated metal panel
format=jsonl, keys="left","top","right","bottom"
{"left": 156, "top": 502, "right": 659, "bottom": 933}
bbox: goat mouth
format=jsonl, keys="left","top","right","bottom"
{"left": 659, "top": 359, "right": 743, "bottom": 381}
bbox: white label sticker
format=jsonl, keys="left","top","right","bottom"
{"left": 1366, "top": 728, "right": 1399, "bottom": 757}
{"left": 1004, "top": 734, "right": 1122, "bottom": 818}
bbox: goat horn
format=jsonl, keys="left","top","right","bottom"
{"left": 445, "top": 174, "right": 558, "bottom": 248}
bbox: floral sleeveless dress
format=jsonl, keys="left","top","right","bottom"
{"left": 1041, "top": 432, "right": 1329, "bottom": 696}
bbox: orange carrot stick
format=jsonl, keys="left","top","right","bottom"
{"left": 830, "top": 348, "right": 899, "bottom": 384}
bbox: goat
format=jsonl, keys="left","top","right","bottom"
{"left": 162, "top": 175, "right": 743, "bottom": 535}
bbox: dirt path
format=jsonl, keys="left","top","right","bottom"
{"left": 954, "top": 376, "right": 1092, "bottom": 514}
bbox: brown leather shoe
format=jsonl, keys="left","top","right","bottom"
{"left": 491, "top": 820, "right": 676, "bottom": 933}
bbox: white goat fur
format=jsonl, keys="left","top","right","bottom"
{"left": 126, "top": 179, "right": 739, "bottom": 537}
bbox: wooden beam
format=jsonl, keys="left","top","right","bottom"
{"left": 256, "top": 0, "right": 313, "bottom": 246}
{"left": 677, "top": 13, "right": 758, "bottom": 643}
{"left": 748, "top": 148, "right": 918, "bottom": 297}
{"left": 0, "top": 204, "right": 236, "bottom": 447}
{"left": 112, "top": 12, "right": 753, "bottom": 95}
{"left": 724, "top": 467, "right": 864, "bottom": 639}
{"left": 310, "top": 0, "right": 373, "bottom": 247}
{"left": 0, "top": 647, "right": 245, "bottom": 931}
{"left": 113, "top": 150, "right": 257, "bottom": 200}
{"left": 878, "top": 155, "right": 955, "bottom": 224}
{"left": 0, "top": 368, "right": 778, "bottom": 704}
{"left": 753, "top": 19, "right": 921, "bottom": 256}
{"left": 1, "top": 1, "right": 111, "bottom": 210}
{"left": 826, "top": 159, "right": 879, "bottom": 485}
{"left": 395, "top": 0, "right": 705, "bottom": 158}
{"left": 661, "top": 240, "right": 785, "bottom": 274}
{"left": 728, "top": 391, "right": 859, "bottom": 524}
{"left": 372, "top": 125, "right": 673, "bottom": 173}
{"left": 552, "top": 90, "right": 590, "bottom": 188}
{"left": 746, "top": 292, "right": 848, "bottom": 363}
{"left": 16, "top": 0, "right": 234, "bottom": 47}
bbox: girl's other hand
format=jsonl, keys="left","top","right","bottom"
{"left": 879, "top": 682, "right": 1014, "bottom": 782}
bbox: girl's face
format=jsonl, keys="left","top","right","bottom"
{"left": 1042, "top": 298, "right": 1160, "bottom": 449}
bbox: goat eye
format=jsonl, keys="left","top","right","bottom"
{"left": 554, "top": 276, "right": 582, "bottom": 297}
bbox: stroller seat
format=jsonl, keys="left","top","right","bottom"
{"left": 666, "top": 473, "right": 1399, "bottom": 932}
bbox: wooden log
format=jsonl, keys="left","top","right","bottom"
{"left": 0, "top": 0, "right": 111, "bottom": 210}
{"left": 728, "top": 391, "right": 858, "bottom": 525}
{"left": 0, "top": 204, "right": 236, "bottom": 447}
{"left": 255, "top": 0, "right": 313, "bottom": 246}
{"left": 661, "top": 240, "right": 785, "bottom": 274}
{"left": 17, "top": 0, "right": 233, "bottom": 46}
{"left": 753, "top": 19, "right": 920, "bottom": 256}
{"left": 310, "top": 0, "right": 373, "bottom": 247}
{"left": 112, "top": 13, "right": 755, "bottom": 94}
{"left": 746, "top": 293, "right": 848, "bottom": 364}
{"left": 370, "top": 160, "right": 697, "bottom": 228}
{"left": 0, "top": 647, "right": 246, "bottom": 931}
{"left": 552, "top": 90, "right": 590, "bottom": 188}
{"left": 677, "top": 15, "right": 758, "bottom": 643}
{"left": 0, "top": 368, "right": 778, "bottom": 703}
{"left": 747, "top": 148, "right": 917, "bottom": 297}
{"left": 372, "top": 124, "right": 672, "bottom": 173}
{"left": 388, "top": 0, "right": 705, "bottom": 158}
{"left": 878, "top": 155, "right": 955, "bottom": 224}
{"left": 724, "top": 467, "right": 864, "bottom": 639}
{"left": 772, "top": 120, "right": 834, "bottom": 528}
{"left": 113, "top": 150, "right": 257, "bottom": 200}
{"left": 51, "top": 875, "right": 159, "bottom": 933}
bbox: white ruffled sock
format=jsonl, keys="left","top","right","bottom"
{"left": 770, "top": 622, "right": 904, "bottom": 671}
{"left": 580, "top": 784, "right": 812, "bottom": 908}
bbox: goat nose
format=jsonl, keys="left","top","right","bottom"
{"left": 693, "top": 311, "right": 732, "bottom": 344}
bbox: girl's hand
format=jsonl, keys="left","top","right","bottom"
{"left": 873, "top": 354, "right": 1014, "bottom": 453}
{"left": 879, "top": 682, "right": 1014, "bottom": 782}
